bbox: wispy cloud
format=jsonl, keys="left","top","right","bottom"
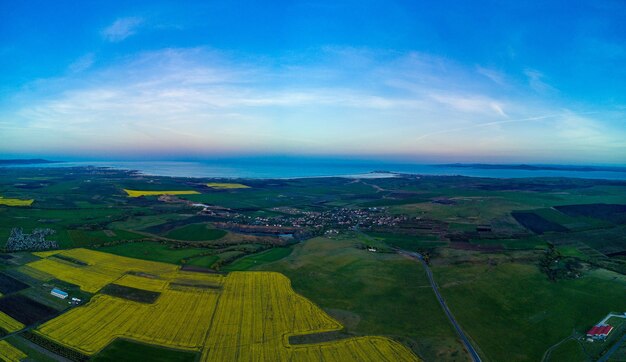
{"left": 102, "top": 17, "right": 144, "bottom": 42}
{"left": 476, "top": 66, "right": 507, "bottom": 85}
{"left": 524, "top": 68, "right": 555, "bottom": 94}
{"left": 68, "top": 53, "right": 95, "bottom": 73}
{"left": 1, "top": 47, "right": 624, "bottom": 162}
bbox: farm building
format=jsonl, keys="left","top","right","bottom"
{"left": 586, "top": 325, "right": 613, "bottom": 340}
{"left": 50, "top": 288, "right": 68, "bottom": 299}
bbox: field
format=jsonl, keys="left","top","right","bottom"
{"left": 27, "top": 248, "right": 178, "bottom": 293}
{"left": 0, "top": 311, "right": 25, "bottom": 333}
{"left": 431, "top": 257, "right": 626, "bottom": 361}
{"left": 123, "top": 189, "right": 200, "bottom": 197}
{"left": 96, "top": 242, "right": 208, "bottom": 264}
{"left": 206, "top": 182, "right": 250, "bottom": 189}
{"left": 39, "top": 288, "right": 221, "bottom": 353}
{"left": 0, "top": 294, "right": 57, "bottom": 325}
{"left": 29, "top": 249, "right": 418, "bottom": 361}
{"left": 92, "top": 339, "right": 198, "bottom": 362}
{"left": 0, "top": 196, "right": 33, "bottom": 207}
{"left": 257, "top": 236, "right": 467, "bottom": 361}
{"left": 510, "top": 211, "right": 569, "bottom": 234}
{"left": 0, "top": 273, "right": 29, "bottom": 294}
{"left": 164, "top": 223, "right": 227, "bottom": 241}
{"left": 2, "top": 166, "right": 626, "bottom": 361}
{"left": 0, "top": 340, "right": 27, "bottom": 362}
{"left": 222, "top": 247, "right": 292, "bottom": 271}
{"left": 100, "top": 284, "right": 162, "bottom": 303}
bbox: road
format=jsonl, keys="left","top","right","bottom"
{"left": 598, "top": 333, "right": 626, "bottom": 362}
{"left": 399, "top": 249, "right": 482, "bottom": 362}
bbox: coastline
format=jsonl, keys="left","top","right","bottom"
{"left": 3, "top": 160, "right": 626, "bottom": 181}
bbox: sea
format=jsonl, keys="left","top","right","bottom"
{"left": 5, "top": 160, "right": 626, "bottom": 180}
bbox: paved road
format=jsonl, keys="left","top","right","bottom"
{"left": 399, "top": 250, "right": 482, "bottom": 362}
{"left": 598, "top": 333, "right": 626, "bottom": 362}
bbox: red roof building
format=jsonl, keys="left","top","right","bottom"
{"left": 586, "top": 325, "right": 614, "bottom": 339}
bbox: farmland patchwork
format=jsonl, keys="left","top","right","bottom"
{"left": 30, "top": 249, "right": 418, "bottom": 361}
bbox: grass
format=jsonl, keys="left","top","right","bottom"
{"left": 365, "top": 232, "right": 446, "bottom": 251}
{"left": 92, "top": 339, "right": 198, "bottom": 362}
{"left": 257, "top": 236, "right": 466, "bottom": 361}
{"left": 186, "top": 255, "right": 219, "bottom": 268}
{"left": 4, "top": 335, "right": 58, "bottom": 362}
{"left": 469, "top": 236, "right": 547, "bottom": 250}
{"left": 100, "top": 284, "right": 161, "bottom": 303}
{"left": 206, "top": 183, "right": 250, "bottom": 189}
{"left": 67, "top": 229, "right": 145, "bottom": 247}
{"left": 164, "top": 223, "right": 226, "bottom": 241}
{"left": 123, "top": 189, "right": 200, "bottom": 197}
{"left": 432, "top": 261, "right": 626, "bottom": 361}
{"left": 95, "top": 242, "right": 207, "bottom": 264}
{"left": 222, "top": 247, "right": 292, "bottom": 271}
{"left": 547, "top": 339, "right": 585, "bottom": 362}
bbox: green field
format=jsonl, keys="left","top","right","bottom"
{"left": 92, "top": 339, "right": 198, "bottom": 362}
{"left": 258, "top": 236, "right": 468, "bottom": 361}
{"left": 185, "top": 254, "right": 219, "bottom": 268}
{"left": 432, "top": 260, "right": 626, "bottom": 361}
{"left": 365, "top": 232, "right": 447, "bottom": 251}
{"left": 222, "top": 247, "right": 292, "bottom": 271}
{"left": 1, "top": 166, "right": 626, "bottom": 361}
{"left": 164, "top": 223, "right": 226, "bottom": 241}
{"left": 95, "top": 242, "right": 207, "bottom": 264}
{"left": 547, "top": 339, "right": 585, "bottom": 362}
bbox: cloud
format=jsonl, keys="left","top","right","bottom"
{"left": 476, "top": 66, "right": 506, "bottom": 85}
{"left": 1, "top": 47, "right": 624, "bottom": 162}
{"left": 68, "top": 53, "right": 95, "bottom": 73}
{"left": 102, "top": 17, "right": 144, "bottom": 42}
{"left": 524, "top": 68, "right": 555, "bottom": 94}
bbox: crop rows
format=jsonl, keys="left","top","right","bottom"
{"left": 33, "top": 249, "right": 418, "bottom": 361}
{"left": 0, "top": 311, "right": 24, "bottom": 333}
{"left": 28, "top": 248, "right": 178, "bottom": 293}
{"left": 37, "top": 288, "right": 219, "bottom": 354}
{"left": 200, "top": 272, "right": 417, "bottom": 361}
{"left": 114, "top": 274, "right": 168, "bottom": 292}
{"left": 0, "top": 340, "right": 27, "bottom": 362}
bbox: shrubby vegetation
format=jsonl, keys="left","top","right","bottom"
{"left": 540, "top": 244, "right": 584, "bottom": 281}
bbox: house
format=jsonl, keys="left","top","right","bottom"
{"left": 586, "top": 325, "right": 614, "bottom": 340}
{"left": 51, "top": 288, "right": 68, "bottom": 299}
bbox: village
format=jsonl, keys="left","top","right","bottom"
{"left": 199, "top": 205, "right": 409, "bottom": 238}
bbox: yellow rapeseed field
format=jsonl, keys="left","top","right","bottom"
{"left": 27, "top": 258, "right": 115, "bottom": 293}
{"left": 0, "top": 197, "right": 33, "bottom": 206}
{"left": 34, "top": 249, "right": 419, "bottom": 361}
{"left": 206, "top": 183, "right": 250, "bottom": 189}
{"left": 27, "top": 248, "right": 177, "bottom": 293}
{"left": 123, "top": 189, "right": 200, "bottom": 197}
{"left": 0, "top": 340, "right": 27, "bottom": 362}
{"left": 32, "top": 250, "right": 62, "bottom": 258}
{"left": 0, "top": 311, "right": 24, "bottom": 333}
{"left": 114, "top": 274, "right": 169, "bottom": 292}
{"left": 201, "top": 272, "right": 418, "bottom": 361}
{"left": 37, "top": 289, "right": 220, "bottom": 354}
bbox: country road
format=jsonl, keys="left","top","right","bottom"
{"left": 399, "top": 249, "right": 483, "bottom": 362}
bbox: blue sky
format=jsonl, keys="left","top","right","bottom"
{"left": 1, "top": 0, "right": 625, "bottom": 163}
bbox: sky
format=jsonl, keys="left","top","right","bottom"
{"left": 1, "top": 0, "right": 625, "bottom": 164}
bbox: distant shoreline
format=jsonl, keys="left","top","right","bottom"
{"left": 2, "top": 160, "right": 626, "bottom": 181}
{"left": 436, "top": 163, "right": 626, "bottom": 173}
{"left": 0, "top": 159, "right": 60, "bottom": 165}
